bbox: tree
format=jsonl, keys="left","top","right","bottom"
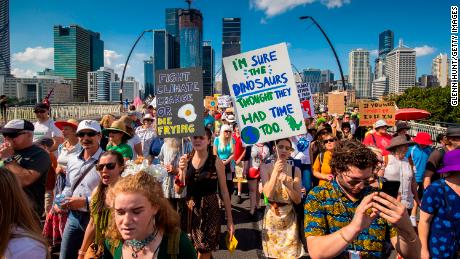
{"left": 386, "top": 87, "right": 460, "bottom": 123}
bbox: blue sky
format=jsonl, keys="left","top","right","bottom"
{"left": 10, "top": 0, "right": 454, "bottom": 87}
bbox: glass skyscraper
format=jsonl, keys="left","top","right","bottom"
{"left": 54, "top": 25, "right": 104, "bottom": 102}
{"left": 222, "top": 18, "right": 241, "bottom": 95}
{"left": 303, "top": 68, "right": 322, "bottom": 93}
{"left": 0, "top": 0, "right": 10, "bottom": 75}
{"left": 202, "top": 41, "right": 214, "bottom": 96}
{"left": 179, "top": 8, "right": 203, "bottom": 68}
{"left": 166, "top": 8, "right": 181, "bottom": 68}
{"left": 152, "top": 30, "right": 175, "bottom": 95}
{"left": 378, "top": 30, "right": 394, "bottom": 58}
{"left": 144, "top": 56, "right": 154, "bottom": 98}
{"left": 90, "top": 31, "right": 104, "bottom": 71}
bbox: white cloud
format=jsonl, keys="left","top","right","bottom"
{"left": 12, "top": 46, "right": 54, "bottom": 68}
{"left": 251, "top": 0, "right": 350, "bottom": 17}
{"left": 321, "top": 0, "right": 350, "bottom": 9}
{"left": 369, "top": 49, "right": 378, "bottom": 57}
{"left": 104, "top": 50, "right": 122, "bottom": 66}
{"left": 11, "top": 68, "right": 36, "bottom": 78}
{"left": 134, "top": 53, "right": 149, "bottom": 61}
{"left": 414, "top": 45, "right": 436, "bottom": 57}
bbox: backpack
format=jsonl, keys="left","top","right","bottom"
{"left": 149, "top": 137, "right": 164, "bottom": 157}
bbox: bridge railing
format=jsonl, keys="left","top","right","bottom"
{"left": 406, "top": 121, "right": 448, "bottom": 140}
{"left": 4, "top": 104, "right": 121, "bottom": 121}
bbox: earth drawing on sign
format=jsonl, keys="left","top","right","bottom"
{"left": 241, "top": 126, "right": 260, "bottom": 145}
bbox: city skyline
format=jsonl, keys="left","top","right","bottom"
{"left": 9, "top": 0, "right": 450, "bottom": 89}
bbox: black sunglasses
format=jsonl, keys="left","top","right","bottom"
{"left": 2, "top": 131, "right": 27, "bottom": 139}
{"left": 76, "top": 131, "right": 98, "bottom": 137}
{"left": 144, "top": 119, "right": 153, "bottom": 122}
{"left": 323, "top": 138, "right": 337, "bottom": 144}
{"left": 96, "top": 162, "right": 116, "bottom": 171}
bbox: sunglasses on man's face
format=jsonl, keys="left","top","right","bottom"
{"left": 34, "top": 110, "right": 47, "bottom": 114}
{"left": 76, "top": 131, "right": 98, "bottom": 138}
{"left": 2, "top": 131, "right": 27, "bottom": 139}
{"left": 96, "top": 162, "right": 117, "bottom": 171}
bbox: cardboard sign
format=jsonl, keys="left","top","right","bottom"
{"left": 223, "top": 42, "right": 306, "bottom": 145}
{"left": 327, "top": 93, "right": 346, "bottom": 115}
{"left": 296, "top": 83, "right": 315, "bottom": 118}
{"left": 217, "top": 95, "right": 232, "bottom": 108}
{"left": 205, "top": 96, "right": 218, "bottom": 110}
{"left": 358, "top": 101, "right": 396, "bottom": 127}
{"left": 155, "top": 67, "right": 204, "bottom": 137}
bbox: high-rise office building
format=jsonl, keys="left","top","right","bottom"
{"left": 179, "top": 8, "right": 203, "bottom": 68}
{"left": 372, "top": 76, "right": 388, "bottom": 99}
{"left": 88, "top": 67, "right": 114, "bottom": 102}
{"left": 90, "top": 31, "right": 104, "bottom": 71}
{"left": 144, "top": 57, "right": 154, "bottom": 98}
{"left": 385, "top": 40, "right": 416, "bottom": 94}
{"left": 379, "top": 30, "right": 394, "bottom": 58}
{"left": 222, "top": 18, "right": 241, "bottom": 95}
{"left": 166, "top": 8, "right": 181, "bottom": 68}
{"left": 349, "top": 49, "right": 371, "bottom": 98}
{"left": 0, "top": 0, "right": 10, "bottom": 75}
{"left": 202, "top": 41, "right": 214, "bottom": 96}
{"left": 320, "top": 70, "right": 334, "bottom": 83}
{"left": 110, "top": 76, "right": 139, "bottom": 102}
{"left": 303, "top": 68, "right": 321, "bottom": 93}
{"left": 374, "top": 57, "right": 385, "bottom": 79}
{"left": 432, "top": 53, "right": 449, "bottom": 87}
{"left": 151, "top": 30, "right": 175, "bottom": 95}
{"left": 54, "top": 25, "right": 104, "bottom": 102}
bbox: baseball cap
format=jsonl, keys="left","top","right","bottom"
{"left": 76, "top": 120, "right": 101, "bottom": 133}
{"left": 0, "top": 119, "right": 34, "bottom": 134}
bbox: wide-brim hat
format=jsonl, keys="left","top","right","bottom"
{"left": 102, "top": 120, "right": 131, "bottom": 137}
{"left": 385, "top": 135, "right": 416, "bottom": 151}
{"left": 225, "top": 114, "right": 236, "bottom": 123}
{"left": 413, "top": 132, "right": 433, "bottom": 146}
{"left": 395, "top": 121, "right": 411, "bottom": 132}
{"left": 142, "top": 114, "right": 154, "bottom": 121}
{"left": 446, "top": 127, "right": 460, "bottom": 137}
{"left": 438, "top": 149, "right": 460, "bottom": 173}
{"left": 374, "top": 119, "right": 389, "bottom": 129}
{"left": 55, "top": 119, "right": 79, "bottom": 130}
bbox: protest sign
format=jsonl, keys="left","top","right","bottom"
{"left": 296, "top": 83, "right": 315, "bottom": 118}
{"left": 358, "top": 101, "right": 396, "bottom": 127}
{"left": 205, "top": 96, "right": 218, "bottom": 110}
{"left": 327, "top": 93, "right": 346, "bottom": 115}
{"left": 223, "top": 42, "right": 306, "bottom": 145}
{"left": 155, "top": 67, "right": 204, "bottom": 138}
{"left": 217, "top": 95, "right": 232, "bottom": 108}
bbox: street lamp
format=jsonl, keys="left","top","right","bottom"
{"left": 120, "top": 29, "right": 154, "bottom": 109}
{"left": 299, "top": 16, "right": 346, "bottom": 91}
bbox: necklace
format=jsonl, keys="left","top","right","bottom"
{"left": 125, "top": 228, "right": 158, "bottom": 258}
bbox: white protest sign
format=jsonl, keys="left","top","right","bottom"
{"left": 217, "top": 95, "right": 232, "bottom": 108}
{"left": 296, "top": 83, "right": 315, "bottom": 119}
{"left": 223, "top": 42, "right": 306, "bottom": 145}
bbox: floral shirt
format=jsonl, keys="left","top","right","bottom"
{"left": 304, "top": 180, "right": 397, "bottom": 258}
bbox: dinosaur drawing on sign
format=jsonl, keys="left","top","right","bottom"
{"left": 285, "top": 115, "right": 302, "bottom": 131}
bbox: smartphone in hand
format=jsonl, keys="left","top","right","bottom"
{"left": 380, "top": 179, "right": 400, "bottom": 198}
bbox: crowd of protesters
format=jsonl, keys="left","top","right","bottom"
{"left": 0, "top": 101, "right": 459, "bottom": 259}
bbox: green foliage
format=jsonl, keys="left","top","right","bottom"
{"left": 387, "top": 87, "right": 460, "bottom": 123}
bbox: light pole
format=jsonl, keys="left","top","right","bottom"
{"left": 299, "top": 16, "right": 346, "bottom": 91}
{"left": 120, "top": 29, "right": 154, "bottom": 110}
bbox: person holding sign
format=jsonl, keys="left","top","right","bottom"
{"left": 261, "top": 138, "right": 305, "bottom": 258}
{"left": 175, "top": 128, "right": 234, "bottom": 258}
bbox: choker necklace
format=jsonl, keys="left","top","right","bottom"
{"left": 125, "top": 228, "right": 158, "bottom": 258}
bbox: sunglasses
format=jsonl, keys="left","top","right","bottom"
{"left": 144, "top": 119, "right": 153, "bottom": 122}
{"left": 76, "top": 131, "right": 98, "bottom": 137}
{"left": 224, "top": 130, "right": 232, "bottom": 133}
{"left": 324, "top": 138, "right": 337, "bottom": 144}
{"left": 277, "top": 144, "right": 294, "bottom": 152}
{"left": 342, "top": 173, "right": 376, "bottom": 187}
{"left": 34, "top": 110, "right": 47, "bottom": 113}
{"left": 2, "top": 131, "right": 27, "bottom": 139}
{"left": 96, "top": 162, "right": 117, "bottom": 171}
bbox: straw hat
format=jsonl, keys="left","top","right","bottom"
{"left": 102, "top": 120, "right": 131, "bottom": 137}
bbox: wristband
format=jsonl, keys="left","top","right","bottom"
{"left": 78, "top": 250, "right": 86, "bottom": 256}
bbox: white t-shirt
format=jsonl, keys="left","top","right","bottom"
{"left": 3, "top": 227, "right": 47, "bottom": 259}
{"left": 291, "top": 133, "right": 313, "bottom": 165}
{"left": 383, "top": 155, "right": 415, "bottom": 209}
{"left": 127, "top": 134, "right": 142, "bottom": 159}
{"left": 33, "top": 119, "right": 63, "bottom": 142}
